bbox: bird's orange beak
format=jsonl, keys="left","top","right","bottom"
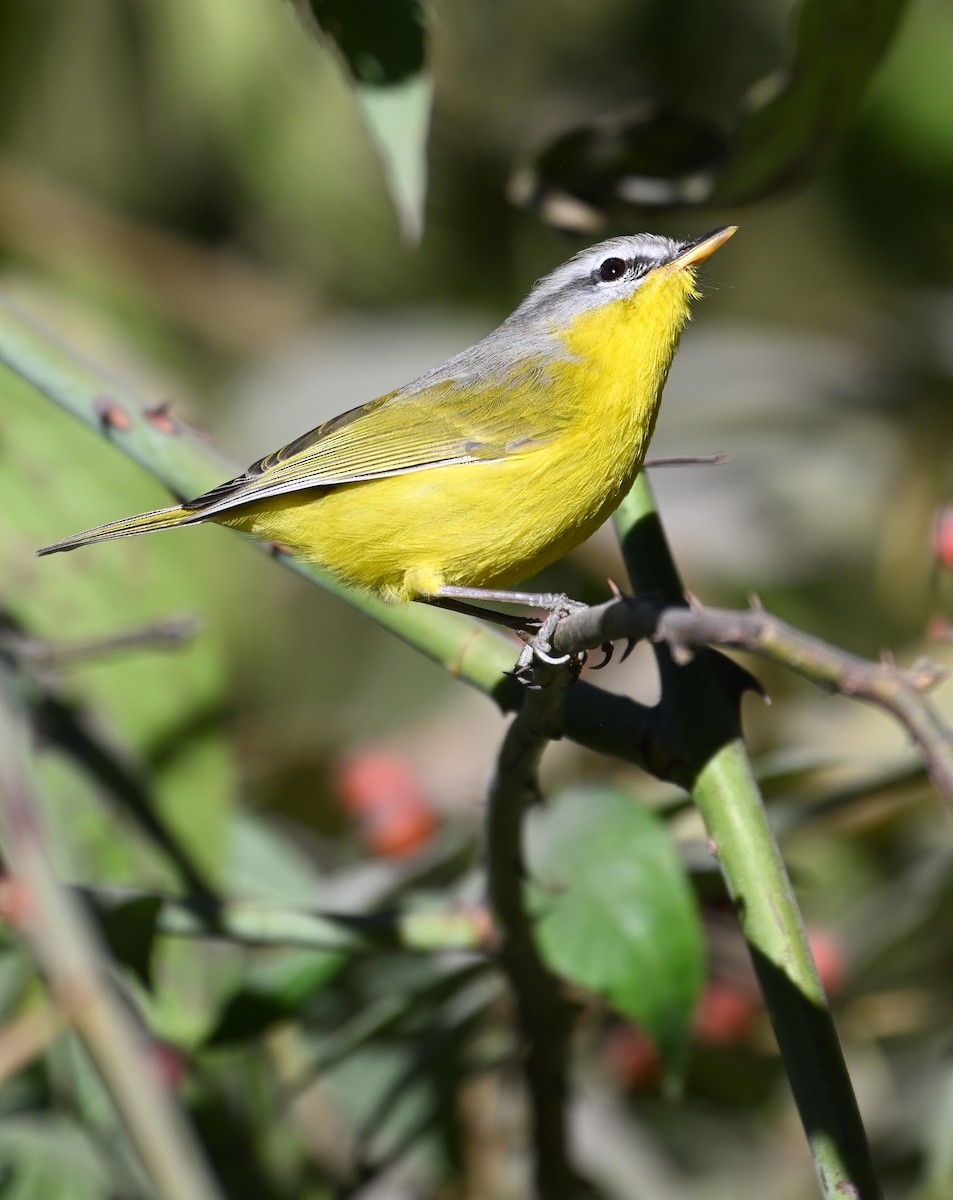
{"left": 672, "top": 225, "right": 737, "bottom": 269}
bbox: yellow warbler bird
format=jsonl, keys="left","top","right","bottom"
{"left": 38, "top": 227, "right": 735, "bottom": 610}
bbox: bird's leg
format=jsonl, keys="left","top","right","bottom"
{"left": 434, "top": 585, "right": 587, "bottom": 613}
{"left": 428, "top": 586, "right": 588, "bottom": 681}
{"left": 424, "top": 596, "right": 530, "bottom": 631}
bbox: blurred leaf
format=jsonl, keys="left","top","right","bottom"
{"left": 293, "top": 0, "right": 431, "bottom": 242}
{"left": 297, "top": 0, "right": 425, "bottom": 83}
{"left": 0, "top": 1116, "right": 112, "bottom": 1200}
{"left": 514, "top": 0, "right": 909, "bottom": 228}
{"left": 224, "top": 810, "right": 325, "bottom": 904}
{"left": 206, "top": 949, "right": 347, "bottom": 1045}
{"left": 711, "top": 0, "right": 910, "bottom": 204}
{"left": 0, "top": 372, "right": 235, "bottom": 886}
{"left": 86, "top": 893, "right": 162, "bottom": 990}
{"left": 526, "top": 786, "right": 703, "bottom": 1082}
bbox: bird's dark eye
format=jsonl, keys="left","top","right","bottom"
{"left": 597, "top": 257, "right": 628, "bottom": 283}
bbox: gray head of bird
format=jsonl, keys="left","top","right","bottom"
{"left": 505, "top": 225, "right": 737, "bottom": 333}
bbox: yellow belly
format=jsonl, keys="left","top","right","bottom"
{"left": 222, "top": 439, "right": 640, "bottom": 602}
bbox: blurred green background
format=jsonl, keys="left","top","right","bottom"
{"left": 2, "top": 0, "right": 953, "bottom": 1197}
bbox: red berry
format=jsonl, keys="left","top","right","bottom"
{"left": 605, "top": 1025, "right": 661, "bottom": 1090}
{"left": 934, "top": 507, "right": 953, "bottom": 571}
{"left": 335, "top": 751, "right": 436, "bottom": 858}
{"left": 807, "top": 926, "right": 846, "bottom": 997}
{"left": 693, "top": 981, "right": 757, "bottom": 1045}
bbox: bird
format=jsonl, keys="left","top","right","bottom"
{"left": 38, "top": 227, "right": 735, "bottom": 619}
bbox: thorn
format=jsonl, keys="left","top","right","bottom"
{"left": 266, "top": 541, "right": 293, "bottom": 557}
{"left": 607, "top": 577, "right": 624, "bottom": 599}
{"left": 94, "top": 396, "right": 132, "bottom": 432}
{"left": 619, "top": 638, "right": 638, "bottom": 663}
{"left": 144, "top": 402, "right": 179, "bottom": 436}
{"left": 879, "top": 648, "right": 896, "bottom": 669}
{"left": 748, "top": 593, "right": 764, "bottom": 613}
{"left": 684, "top": 589, "right": 703, "bottom": 611}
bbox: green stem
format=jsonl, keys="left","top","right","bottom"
{"left": 614, "top": 475, "right": 881, "bottom": 1200}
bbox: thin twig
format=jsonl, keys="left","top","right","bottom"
{"left": 485, "top": 644, "right": 576, "bottom": 1200}
{"left": 0, "top": 678, "right": 226, "bottom": 1200}
{"left": 551, "top": 595, "right": 953, "bottom": 801}
{"left": 0, "top": 615, "right": 200, "bottom": 673}
{"left": 643, "top": 453, "right": 727, "bottom": 468}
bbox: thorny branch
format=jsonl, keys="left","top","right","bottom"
{"left": 549, "top": 593, "right": 953, "bottom": 801}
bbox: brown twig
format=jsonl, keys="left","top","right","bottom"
{"left": 0, "top": 678, "right": 226, "bottom": 1200}
{"left": 485, "top": 640, "right": 576, "bottom": 1200}
{"left": 550, "top": 595, "right": 953, "bottom": 801}
{"left": 0, "top": 615, "right": 200, "bottom": 674}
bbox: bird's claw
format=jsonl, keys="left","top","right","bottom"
{"left": 510, "top": 601, "right": 585, "bottom": 685}
{"left": 590, "top": 641, "right": 615, "bottom": 670}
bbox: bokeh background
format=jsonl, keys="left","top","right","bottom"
{"left": 2, "top": 1, "right": 953, "bottom": 1197}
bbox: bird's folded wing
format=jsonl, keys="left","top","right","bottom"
{"left": 186, "top": 374, "right": 559, "bottom": 517}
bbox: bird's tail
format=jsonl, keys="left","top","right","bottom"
{"left": 37, "top": 504, "right": 201, "bottom": 557}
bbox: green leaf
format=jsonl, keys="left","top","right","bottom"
{"left": 206, "top": 949, "right": 347, "bottom": 1045}
{"left": 0, "top": 1116, "right": 112, "bottom": 1200}
{"left": 0, "top": 371, "right": 236, "bottom": 888}
{"left": 85, "top": 893, "right": 162, "bottom": 990}
{"left": 294, "top": 0, "right": 432, "bottom": 242}
{"left": 526, "top": 786, "right": 703, "bottom": 1082}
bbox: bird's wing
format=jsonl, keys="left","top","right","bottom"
{"left": 186, "top": 368, "right": 560, "bottom": 517}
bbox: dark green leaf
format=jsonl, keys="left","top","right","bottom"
{"left": 526, "top": 786, "right": 703, "bottom": 1082}
{"left": 86, "top": 893, "right": 162, "bottom": 990}
{"left": 300, "top": 0, "right": 425, "bottom": 85}
{"left": 205, "top": 949, "right": 347, "bottom": 1045}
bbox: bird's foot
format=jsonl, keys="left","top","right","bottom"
{"left": 510, "top": 598, "right": 587, "bottom": 686}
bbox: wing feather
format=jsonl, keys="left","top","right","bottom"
{"left": 186, "top": 366, "right": 560, "bottom": 517}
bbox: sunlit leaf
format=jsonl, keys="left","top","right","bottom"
{"left": 293, "top": 0, "right": 431, "bottom": 242}
{"left": 526, "top": 786, "right": 703, "bottom": 1082}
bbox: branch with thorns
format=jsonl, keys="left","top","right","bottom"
{"left": 543, "top": 591, "right": 953, "bottom": 801}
